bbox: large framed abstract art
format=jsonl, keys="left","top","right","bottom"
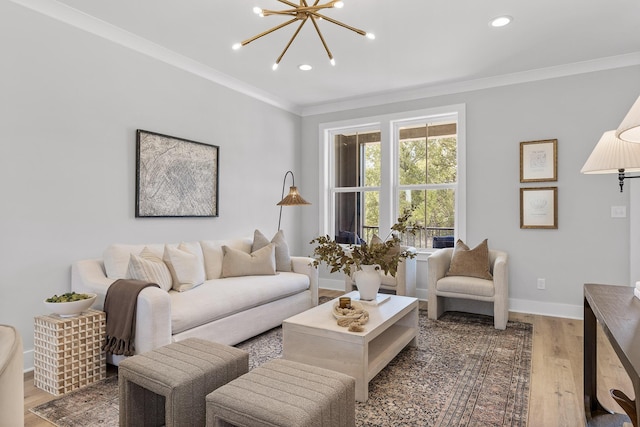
{"left": 136, "top": 130, "right": 219, "bottom": 217}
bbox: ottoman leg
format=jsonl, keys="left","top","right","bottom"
{"left": 119, "top": 375, "right": 165, "bottom": 426}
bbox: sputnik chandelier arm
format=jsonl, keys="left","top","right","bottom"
{"left": 232, "top": 0, "right": 375, "bottom": 69}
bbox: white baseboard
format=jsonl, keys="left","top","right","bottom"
{"left": 508, "top": 298, "right": 582, "bottom": 319}
{"left": 319, "top": 279, "right": 583, "bottom": 319}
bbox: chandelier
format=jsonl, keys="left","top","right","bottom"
{"left": 232, "top": 0, "right": 375, "bottom": 70}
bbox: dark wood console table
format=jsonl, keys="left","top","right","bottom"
{"left": 584, "top": 283, "right": 640, "bottom": 426}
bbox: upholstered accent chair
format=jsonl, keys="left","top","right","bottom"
{"left": 345, "top": 247, "right": 417, "bottom": 297}
{"left": 0, "top": 324, "right": 24, "bottom": 427}
{"left": 427, "top": 247, "right": 509, "bottom": 329}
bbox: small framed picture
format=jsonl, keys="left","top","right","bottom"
{"left": 520, "top": 187, "right": 558, "bottom": 229}
{"left": 520, "top": 139, "right": 557, "bottom": 182}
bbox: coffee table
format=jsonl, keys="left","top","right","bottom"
{"left": 282, "top": 291, "right": 419, "bottom": 402}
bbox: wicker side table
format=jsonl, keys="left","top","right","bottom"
{"left": 34, "top": 309, "right": 106, "bottom": 395}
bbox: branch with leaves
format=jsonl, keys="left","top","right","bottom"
{"left": 310, "top": 208, "right": 417, "bottom": 277}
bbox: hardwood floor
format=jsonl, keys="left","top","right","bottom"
{"left": 24, "top": 289, "right": 634, "bottom": 427}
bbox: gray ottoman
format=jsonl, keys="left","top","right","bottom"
{"left": 206, "top": 358, "right": 356, "bottom": 427}
{"left": 119, "top": 338, "right": 249, "bottom": 427}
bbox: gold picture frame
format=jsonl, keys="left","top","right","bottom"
{"left": 520, "top": 139, "right": 557, "bottom": 182}
{"left": 520, "top": 187, "right": 558, "bottom": 229}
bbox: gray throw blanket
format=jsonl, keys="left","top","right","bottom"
{"left": 102, "top": 279, "right": 159, "bottom": 356}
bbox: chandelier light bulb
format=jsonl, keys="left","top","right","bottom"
{"left": 366, "top": 33, "right": 376, "bottom": 40}
{"left": 333, "top": 1, "right": 344, "bottom": 8}
{"left": 253, "top": 7, "right": 264, "bottom": 16}
{"left": 232, "top": 43, "right": 242, "bottom": 50}
{"left": 272, "top": 63, "right": 279, "bottom": 71}
{"left": 330, "top": 58, "right": 336, "bottom": 66}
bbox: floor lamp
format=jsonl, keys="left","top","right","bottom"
{"left": 277, "top": 171, "right": 311, "bottom": 230}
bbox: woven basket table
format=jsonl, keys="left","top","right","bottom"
{"left": 33, "top": 309, "right": 106, "bottom": 395}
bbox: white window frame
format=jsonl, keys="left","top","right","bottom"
{"left": 318, "top": 104, "right": 466, "bottom": 253}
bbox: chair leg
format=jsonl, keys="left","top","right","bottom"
{"left": 428, "top": 295, "right": 445, "bottom": 320}
{"left": 493, "top": 303, "right": 507, "bottom": 330}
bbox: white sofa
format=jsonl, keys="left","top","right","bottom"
{"left": 72, "top": 237, "right": 318, "bottom": 364}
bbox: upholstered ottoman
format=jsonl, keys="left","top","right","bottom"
{"left": 206, "top": 358, "right": 356, "bottom": 427}
{"left": 119, "top": 338, "right": 249, "bottom": 427}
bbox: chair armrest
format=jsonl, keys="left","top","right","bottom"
{"left": 395, "top": 246, "right": 417, "bottom": 297}
{"left": 291, "top": 256, "right": 319, "bottom": 306}
{"left": 491, "top": 251, "right": 509, "bottom": 300}
{"left": 427, "top": 248, "right": 454, "bottom": 293}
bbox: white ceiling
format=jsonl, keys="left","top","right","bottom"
{"left": 15, "top": 0, "right": 640, "bottom": 115}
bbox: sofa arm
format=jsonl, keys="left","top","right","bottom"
{"left": 71, "top": 259, "right": 113, "bottom": 310}
{"left": 72, "top": 259, "right": 172, "bottom": 357}
{"left": 133, "top": 287, "right": 172, "bottom": 354}
{"left": 291, "top": 256, "right": 319, "bottom": 306}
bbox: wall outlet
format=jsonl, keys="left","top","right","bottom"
{"left": 611, "top": 206, "right": 627, "bottom": 218}
{"left": 537, "top": 278, "right": 546, "bottom": 290}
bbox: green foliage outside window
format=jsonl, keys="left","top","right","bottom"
{"left": 362, "top": 136, "right": 457, "bottom": 234}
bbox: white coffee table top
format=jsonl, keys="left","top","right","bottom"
{"left": 283, "top": 291, "right": 418, "bottom": 342}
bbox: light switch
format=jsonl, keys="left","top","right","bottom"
{"left": 611, "top": 206, "right": 627, "bottom": 218}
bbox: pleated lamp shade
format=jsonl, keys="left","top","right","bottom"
{"left": 277, "top": 186, "right": 311, "bottom": 206}
{"left": 581, "top": 130, "right": 640, "bottom": 174}
{"left": 616, "top": 95, "right": 640, "bottom": 143}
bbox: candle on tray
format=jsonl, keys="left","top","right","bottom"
{"left": 339, "top": 297, "right": 351, "bottom": 309}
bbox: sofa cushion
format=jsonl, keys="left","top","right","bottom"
{"left": 170, "top": 272, "right": 310, "bottom": 334}
{"left": 252, "top": 230, "right": 291, "bottom": 272}
{"left": 446, "top": 239, "right": 493, "bottom": 280}
{"left": 221, "top": 244, "right": 276, "bottom": 278}
{"left": 163, "top": 243, "right": 206, "bottom": 292}
{"left": 201, "top": 238, "right": 252, "bottom": 280}
{"left": 127, "top": 247, "right": 173, "bottom": 291}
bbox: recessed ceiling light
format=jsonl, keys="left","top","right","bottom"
{"left": 298, "top": 64, "right": 312, "bottom": 71}
{"left": 490, "top": 15, "right": 513, "bottom": 28}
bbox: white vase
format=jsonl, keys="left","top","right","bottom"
{"left": 354, "top": 264, "right": 381, "bottom": 301}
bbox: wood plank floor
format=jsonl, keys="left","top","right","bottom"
{"left": 24, "top": 289, "right": 634, "bottom": 427}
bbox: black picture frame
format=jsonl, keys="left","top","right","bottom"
{"left": 136, "top": 129, "right": 219, "bottom": 217}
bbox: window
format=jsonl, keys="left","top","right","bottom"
{"left": 320, "top": 105, "right": 465, "bottom": 250}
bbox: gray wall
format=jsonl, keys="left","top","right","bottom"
{"left": 300, "top": 65, "right": 640, "bottom": 317}
{"left": 1, "top": 2, "right": 302, "bottom": 368}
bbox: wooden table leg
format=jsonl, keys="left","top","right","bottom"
{"left": 584, "top": 297, "right": 632, "bottom": 426}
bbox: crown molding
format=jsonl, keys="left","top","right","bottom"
{"left": 9, "top": 0, "right": 302, "bottom": 115}
{"left": 10, "top": 0, "right": 640, "bottom": 118}
{"left": 300, "top": 52, "right": 640, "bottom": 116}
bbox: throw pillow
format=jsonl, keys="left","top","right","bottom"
{"left": 252, "top": 229, "right": 291, "bottom": 272}
{"left": 126, "top": 247, "right": 173, "bottom": 291}
{"left": 221, "top": 244, "right": 276, "bottom": 278}
{"left": 370, "top": 234, "right": 402, "bottom": 263}
{"left": 446, "top": 239, "right": 493, "bottom": 280}
{"left": 163, "top": 243, "right": 206, "bottom": 292}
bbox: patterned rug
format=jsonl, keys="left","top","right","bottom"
{"left": 31, "top": 303, "right": 532, "bottom": 426}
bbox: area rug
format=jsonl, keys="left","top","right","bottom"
{"left": 31, "top": 306, "right": 532, "bottom": 426}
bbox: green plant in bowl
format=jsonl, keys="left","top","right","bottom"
{"left": 44, "top": 292, "right": 97, "bottom": 317}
